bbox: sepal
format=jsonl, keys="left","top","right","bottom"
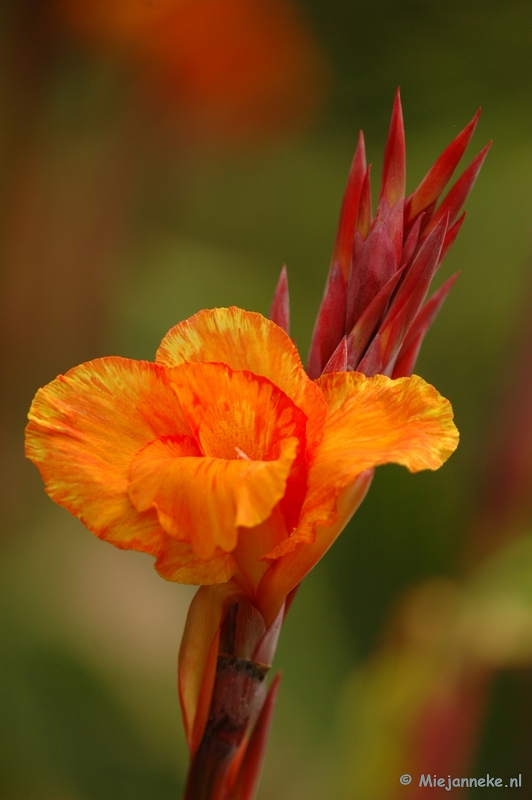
{"left": 355, "top": 165, "right": 373, "bottom": 242}
{"left": 346, "top": 198, "right": 403, "bottom": 332}
{"left": 179, "top": 581, "right": 247, "bottom": 754}
{"left": 346, "top": 266, "right": 405, "bottom": 370}
{"left": 322, "top": 337, "right": 348, "bottom": 374}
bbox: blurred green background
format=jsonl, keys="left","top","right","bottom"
{"left": 3, "top": 1, "right": 532, "bottom": 797}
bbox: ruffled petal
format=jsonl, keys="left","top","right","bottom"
{"left": 156, "top": 307, "right": 327, "bottom": 454}
{"left": 316, "top": 370, "right": 458, "bottom": 471}
{"left": 25, "top": 357, "right": 191, "bottom": 553}
{"left": 267, "top": 371, "right": 457, "bottom": 554}
{"left": 129, "top": 435, "right": 300, "bottom": 559}
{"left": 292, "top": 371, "right": 457, "bottom": 545}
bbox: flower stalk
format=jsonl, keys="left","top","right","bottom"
{"left": 183, "top": 600, "right": 276, "bottom": 800}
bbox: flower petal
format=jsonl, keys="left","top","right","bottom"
{"left": 316, "top": 371, "right": 459, "bottom": 473}
{"left": 169, "top": 361, "right": 310, "bottom": 536}
{"left": 129, "top": 436, "right": 300, "bottom": 559}
{"left": 257, "top": 371, "right": 458, "bottom": 622}
{"left": 289, "top": 371, "right": 457, "bottom": 545}
{"left": 154, "top": 537, "right": 237, "bottom": 585}
{"left": 25, "top": 357, "right": 191, "bottom": 553}
{"left": 232, "top": 506, "right": 289, "bottom": 593}
{"left": 156, "top": 307, "right": 327, "bottom": 453}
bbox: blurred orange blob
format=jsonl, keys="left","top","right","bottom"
{"left": 54, "top": 0, "right": 328, "bottom": 140}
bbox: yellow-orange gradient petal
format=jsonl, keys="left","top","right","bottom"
{"left": 129, "top": 435, "right": 299, "bottom": 559}
{"left": 25, "top": 357, "right": 191, "bottom": 553}
{"left": 316, "top": 371, "right": 459, "bottom": 473}
{"left": 292, "top": 371, "right": 457, "bottom": 544}
{"left": 156, "top": 307, "right": 327, "bottom": 453}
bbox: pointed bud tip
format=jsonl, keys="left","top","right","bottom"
{"left": 468, "top": 107, "right": 482, "bottom": 130}
{"left": 322, "top": 336, "right": 348, "bottom": 374}
{"left": 473, "top": 140, "right": 492, "bottom": 170}
{"left": 269, "top": 265, "right": 290, "bottom": 335}
{"left": 380, "top": 88, "right": 406, "bottom": 206}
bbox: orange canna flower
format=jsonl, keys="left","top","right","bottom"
{"left": 26, "top": 306, "right": 456, "bottom": 612}
{"left": 26, "top": 306, "right": 457, "bottom": 770}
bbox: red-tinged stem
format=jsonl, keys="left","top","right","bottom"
{"left": 183, "top": 599, "right": 283, "bottom": 800}
{"left": 184, "top": 655, "right": 270, "bottom": 800}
